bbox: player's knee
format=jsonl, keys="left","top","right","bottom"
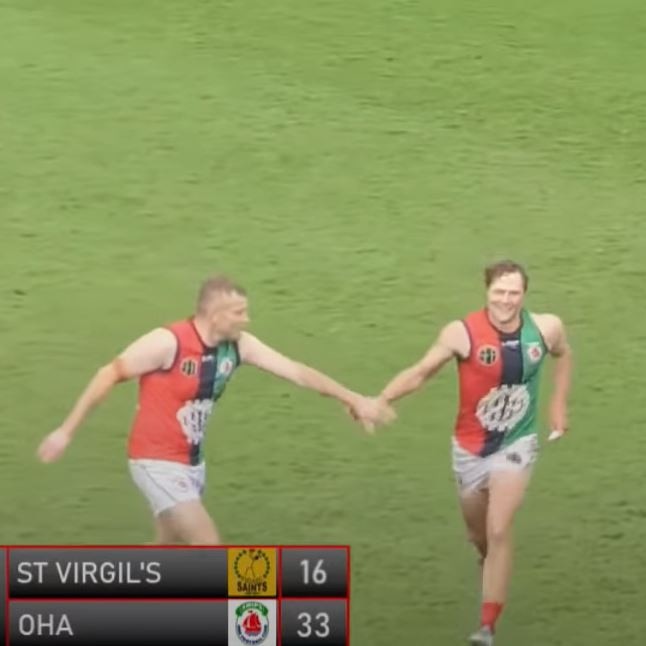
{"left": 487, "top": 522, "right": 512, "bottom": 546}
{"left": 184, "top": 520, "right": 220, "bottom": 545}
{"left": 172, "top": 519, "right": 219, "bottom": 545}
{"left": 153, "top": 520, "right": 178, "bottom": 545}
{"left": 161, "top": 500, "right": 218, "bottom": 544}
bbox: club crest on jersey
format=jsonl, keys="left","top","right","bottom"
{"left": 476, "top": 384, "right": 530, "bottom": 433}
{"left": 218, "top": 358, "right": 234, "bottom": 376}
{"left": 477, "top": 345, "right": 498, "bottom": 366}
{"left": 526, "top": 343, "right": 543, "bottom": 363}
{"left": 180, "top": 358, "right": 198, "bottom": 376}
{"left": 176, "top": 399, "right": 213, "bottom": 445}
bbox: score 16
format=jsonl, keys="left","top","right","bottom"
{"left": 281, "top": 548, "right": 347, "bottom": 598}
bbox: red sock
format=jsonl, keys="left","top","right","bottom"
{"left": 481, "top": 602, "right": 503, "bottom": 631}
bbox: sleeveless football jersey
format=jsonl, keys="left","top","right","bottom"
{"left": 127, "top": 319, "right": 240, "bottom": 465}
{"left": 454, "top": 308, "right": 547, "bottom": 457}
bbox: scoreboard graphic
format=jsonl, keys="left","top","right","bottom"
{"left": 0, "top": 545, "right": 350, "bottom": 645}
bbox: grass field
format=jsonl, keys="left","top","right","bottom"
{"left": 2, "top": 0, "right": 646, "bottom": 643}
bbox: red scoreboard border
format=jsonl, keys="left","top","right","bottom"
{"left": 3, "top": 544, "right": 351, "bottom": 646}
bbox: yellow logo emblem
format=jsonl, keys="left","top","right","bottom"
{"left": 228, "top": 547, "right": 276, "bottom": 597}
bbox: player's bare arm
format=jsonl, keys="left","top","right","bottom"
{"left": 379, "top": 320, "right": 470, "bottom": 403}
{"left": 534, "top": 313, "right": 572, "bottom": 437}
{"left": 37, "top": 328, "right": 178, "bottom": 463}
{"left": 238, "top": 332, "right": 394, "bottom": 427}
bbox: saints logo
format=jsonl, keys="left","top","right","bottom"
{"left": 228, "top": 548, "right": 276, "bottom": 597}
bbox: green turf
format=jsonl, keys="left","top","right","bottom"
{"left": 2, "top": 0, "right": 646, "bottom": 643}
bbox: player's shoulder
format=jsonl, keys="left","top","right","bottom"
{"left": 137, "top": 326, "right": 180, "bottom": 364}
{"left": 527, "top": 312, "right": 567, "bottom": 352}
{"left": 163, "top": 318, "right": 193, "bottom": 336}
{"left": 437, "top": 319, "right": 470, "bottom": 359}
{"left": 130, "top": 325, "right": 178, "bottom": 346}
{"left": 238, "top": 330, "right": 258, "bottom": 348}
{"left": 116, "top": 326, "right": 179, "bottom": 374}
{"left": 528, "top": 311, "right": 565, "bottom": 332}
{"left": 160, "top": 318, "right": 206, "bottom": 349}
{"left": 139, "top": 325, "right": 180, "bottom": 352}
{"left": 451, "top": 309, "right": 489, "bottom": 352}
{"left": 237, "top": 331, "right": 262, "bottom": 362}
{"left": 441, "top": 319, "right": 470, "bottom": 336}
{"left": 459, "top": 308, "right": 490, "bottom": 329}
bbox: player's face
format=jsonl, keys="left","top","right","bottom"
{"left": 486, "top": 272, "right": 525, "bottom": 326}
{"left": 211, "top": 292, "right": 250, "bottom": 340}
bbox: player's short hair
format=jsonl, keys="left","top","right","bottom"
{"left": 196, "top": 275, "right": 247, "bottom": 314}
{"left": 484, "top": 260, "right": 528, "bottom": 291}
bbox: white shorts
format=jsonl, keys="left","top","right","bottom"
{"left": 128, "top": 459, "right": 206, "bottom": 517}
{"left": 451, "top": 434, "right": 539, "bottom": 494}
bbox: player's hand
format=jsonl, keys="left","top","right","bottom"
{"left": 37, "top": 428, "right": 72, "bottom": 463}
{"left": 548, "top": 400, "right": 568, "bottom": 442}
{"left": 347, "top": 396, "right": 396, "bottom": 433}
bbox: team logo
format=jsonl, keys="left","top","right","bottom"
{"left": 476, "top": 384, "right": 530, "bottom": 433}
{"left": 235, "top": 602, "right": 270, "bottom": 645}
{"left": 526, "top": 342, "right": 543, "bottom": 363}
{"left": 506, "top": 452, "right": 522, "bottom": 465}
{"left": 180, "top": 358, "right": 198, "bottom": 376}
{"left": 176, "top": 399, "right": 213, "bottom": 445}
{"left": 477, "top": 345, "right": 498, "bottom": 366}
{"left": 218, "top": 357, "right": 234, "bottom": 376}
{"left": 228, "top": 548, "right": 276, "bottom": 597}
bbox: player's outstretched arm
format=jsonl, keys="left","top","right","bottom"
{"left": 37, "top": 328, "right": 177, "bottom": 463}
{"left": 238, "top": 332, "right": 395, "bottom": 430}
{"left": 537, "top": 314, "right": 572, "bottom": 440}
{"left": 379, "top": 320, "right": 466, "bottom": 404}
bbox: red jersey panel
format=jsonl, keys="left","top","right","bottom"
{"left": 454, "top": 309, "right": 503, "bottom": 455}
